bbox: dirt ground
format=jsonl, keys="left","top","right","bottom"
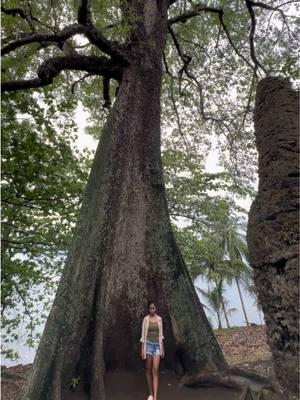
{"left": 0, "top": 367, "right": 241, "bottom": 400}
{"left": 0, "top": 325, "right": 295, "bottom": 400}
{"left": 214, "top": 325, "right": 276, "bottom": 379}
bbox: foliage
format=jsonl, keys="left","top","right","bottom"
{"left": 196, "top": 281, "right": 237, "bottom": 329}
{"left": 1, "top": 88, "right": 92, "bottom": 359}
{"left": 70, "top": 376, "right": 81, "bottom": 389}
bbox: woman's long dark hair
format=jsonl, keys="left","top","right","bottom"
{"left": 148, "top": 300, "right": 156, "bottom": 310}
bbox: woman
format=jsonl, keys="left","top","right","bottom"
{"left": 140, "top": 301, "right": 165, "bottom": 400}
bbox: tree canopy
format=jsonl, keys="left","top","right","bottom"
{"left": 2, "top": 0, "right": 298, "bottom": 187}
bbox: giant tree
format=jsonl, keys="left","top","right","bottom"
{"left": 1, "top": 0, "right": 297, "bottom": 399}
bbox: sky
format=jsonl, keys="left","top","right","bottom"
{"left": 2, "top": 102, "right": 263, "bottom": 367}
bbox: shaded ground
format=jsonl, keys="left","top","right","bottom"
{"left": 1, "top": 367, "right": 240, "bottom": 400}
{"left": 104, "top": 370, "right": 240, "bottom": 400}
{"left": 0, "top": 325, "right": 294, "bottom": 400}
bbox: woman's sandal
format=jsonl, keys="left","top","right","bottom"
{"left": 147, "top": 396, "right": 154, "bottom": 400}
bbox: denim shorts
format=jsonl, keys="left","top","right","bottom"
{"left": 146, "top": 339, "right": 160, "bottom": 356}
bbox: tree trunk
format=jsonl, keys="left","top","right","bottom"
{"left": 235, "top": 276, "right": 249, "bottom": 326}
{"left": 221, "top": 299, "right": 230, "bottom": 328}
{"left": 247, "top": 76, "right": 299, "bottom": 395}
{"left": 217, "top": 311, "right": 222, "bottom": 329}
{"left": 22, "top": 2, "right": 227, "bottom": 399}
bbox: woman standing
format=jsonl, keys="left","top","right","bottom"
{"left": 140, "top": 301, "right": 165, "bottom": 400}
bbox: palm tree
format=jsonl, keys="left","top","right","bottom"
{"left": 195, "top": 277, "right": 237, "bottom": 329}
{"left": 221, "top": 296, "right": 231, "bottom": 328}
{"left": 219, "top": 221, "right": 252, "bottom": 326}
{"left": 240, "top": 265, "right": 264, "bottom": 319}
{"left": 180, "top": 218, "right": 259, "bottom": 327}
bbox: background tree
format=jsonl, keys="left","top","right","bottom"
{"left": 1, "top": 89, "right": 92, "bottom": 360}
{"left": 220, "top": 222, "right": 252, "bottom": 326}
{"left": 196, "top": 277, "right": 238, "bottom": 329}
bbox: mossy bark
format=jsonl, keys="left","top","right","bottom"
{"left": 22, "top": 2, "right": 227, "bottom": 399}
{"left": 247, "top": 76, "right": 299, "bottom": 395}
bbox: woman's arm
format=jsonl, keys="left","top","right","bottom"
{"left": 140, "top": 317, "right": 145, "bottom": 343}
{"left": 160, "top": 318, "right": 165, "bottom": 357}
{"left": 161, "top": 318, "right": 165, "bottom": 340}
{"left": 141, "top": 342, "right": 145, "bottom": 359}
{"left": 140, "top": 317, "right": 145, "bottom": 359}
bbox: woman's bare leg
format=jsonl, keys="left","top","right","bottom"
{"left": 146, "top": 355, "right": 154, "bottom": 397}
{"left": 152, "top": 355, "right": 160, "bottom": 400}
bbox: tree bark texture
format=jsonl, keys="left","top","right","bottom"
{"left": 22, "top": 1, "right": 227, "bottom": 399}
{"left": 247, "top": 76, "right": 299, "bottom": 395}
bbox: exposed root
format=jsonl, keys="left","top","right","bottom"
{"left": 180, "top": 366, "right": 284, "bottom": 400}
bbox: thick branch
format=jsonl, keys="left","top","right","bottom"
{"left": 102, "top": 77, "right": 111, "bottom": 109}
{"left": 245, "top": 0, "right": 268, "bottom": 75}
{"left": 77, "top": 0, "right": 92, "bottom": 24}
{"left": 2, "top": 55, "right": 123, "bottom": 92}
{"left": 1, "top": 24, "right": 85, "bottom": 56}
{"left": 2, "top": 1, "right": 128, "bottom": 63}
{"left": 77, "top": 0, "right": 126, "bottom": 61}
